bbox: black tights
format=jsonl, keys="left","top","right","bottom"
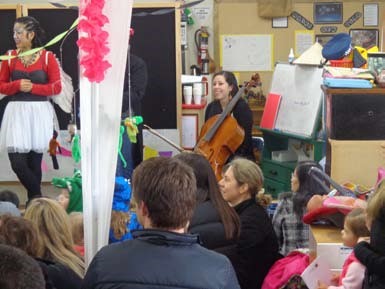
{"left": 8, "top": 151, "right": 43, "bottom": 201}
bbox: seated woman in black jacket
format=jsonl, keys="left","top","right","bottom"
{"left": 219, "top": 158, "right": 280, "bottom": 289}
{"left": 174, "top": 152, "right": 240, "bottom": 252}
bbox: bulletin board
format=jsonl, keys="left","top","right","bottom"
{"left": 220, "top": 34, "right": 273, "bottom": 71}
{"left": 215, "top": 1, "right": 385, "bottom": 91}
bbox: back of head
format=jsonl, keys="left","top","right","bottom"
{"left": 366, "top": 179, "right": 385, "bottom": 222}
{"left": 0, "top": 244, "right": 45, "bottom": 289}
{"left": 0, "top": 190, "right": 20, "bottom": 208}
{"left": 0, "top": 215, "right": 39, "bottom": 257}
{"left": 345, "top": 208, "right": 370, "bottom": 238}
{"left": 174, "top": 152, "right": 213, "bottom": 202}
{"left": 293, "top": 161, "right": 329, "bottom": 217}
{"left": 132, "top": 157, "right": 196, "bottom": 229}
{"left": 213, "top": 70, "right": 239, "bottom": 97}
{"left": 0, "top": 201, "right": 20, "bottom": 217}
{"left": 24, "top": 198, "right": 84, "bottom": 278}
{"left": 228, "top": 158, "right": 264, "bottom": 199}
{"left": 174, "top": 152, "right": 240, "bottom": 239}
{"left": 14, "top": 16, "right": 45, "bottom": 49}
{"left": 68, "top": 212, "right": 84, "bottom": 246}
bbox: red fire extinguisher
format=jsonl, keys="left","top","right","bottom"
{"left": 195, "top": 26, "right": 209, "bottom": 75}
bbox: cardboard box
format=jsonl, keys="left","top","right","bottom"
{"left": 330, "top": 139, "right": 385, "bottom": 188}
{"left": 309, "top": 225, "right": 352, "bottom": 270}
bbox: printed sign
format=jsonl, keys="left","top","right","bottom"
{"left": 291, "top": 11, "right": 314, "bottom": 30}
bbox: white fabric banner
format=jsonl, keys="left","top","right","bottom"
{"left": 80, "top": 0, "right": 133, "bottom": 266}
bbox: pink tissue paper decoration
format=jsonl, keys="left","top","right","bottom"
{"left": 77, "top": 0, "right": 111, "bottom": 83}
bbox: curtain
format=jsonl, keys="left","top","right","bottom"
{"left": 80, "top": 0, "right": 134, "bottom": 266}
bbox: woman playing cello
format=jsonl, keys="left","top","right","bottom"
{"left": 204, "top": 71, "right": 254, "bottom": 161}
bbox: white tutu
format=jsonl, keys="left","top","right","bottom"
{"left": 0, "top": 101, "right": 56, "bottom": 153}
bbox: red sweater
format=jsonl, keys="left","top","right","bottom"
{"left": 0, "top": 49, "right": 61, "bottom": 96}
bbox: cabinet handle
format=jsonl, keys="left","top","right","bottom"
{"left": 269, "top": 170, "right": 278, "bottom": 176}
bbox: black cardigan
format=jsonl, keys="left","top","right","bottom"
{"left": 227, "top": 198, "right": 279, "bottom": 289}
{"left": 354, "top": 208, "right": 385, "bottom": 289}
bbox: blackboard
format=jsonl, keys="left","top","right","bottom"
{"left": 27, "top": 8, "right": 79, "bottom": 129}
{"left": 131, "top": 7, "right": 178, "bottom": 129}
{"left": 1, "top": 5, "right": 180, "bottom": 130}
{"left": 0, "top": 8, "right": 17, "bottom": 128}
{"left": 270, "top": 63, "right": 323, "bottom": 138}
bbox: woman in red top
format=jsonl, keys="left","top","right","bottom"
{"left": 0, "top": 16, "right": 61, "bottom": 204}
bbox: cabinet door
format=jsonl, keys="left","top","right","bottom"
{"left": 262, "top": 160, "right": 294, "bottom": 184}
{"left": 264, "top": 177, "right": 289, "bottom": 198}
{"left": 328, "top": 93, "right": 385, "bottom": 140}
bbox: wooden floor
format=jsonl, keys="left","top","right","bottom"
{"left": 0, "top": 182, "right": 60, "bottom": 208}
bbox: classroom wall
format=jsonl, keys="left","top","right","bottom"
{"left": 215, "top": 0, "right": 385, "bottom": 91}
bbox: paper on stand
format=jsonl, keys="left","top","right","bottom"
{"left": 301, "top": 256, "right": 332, "bottom": 289}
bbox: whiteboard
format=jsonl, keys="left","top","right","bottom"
{"left": 221, "top": 34, "right": 273, "bottom": 71}
{"left": 271, "top": 63, "right": 323, "bottom": 137}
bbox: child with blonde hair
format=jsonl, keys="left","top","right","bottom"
{"left": 24, "top": 198, "right": 84, "bottom": 278}
{"left": 69, "top": 212, "right": 84, "bottom": 257}
{"left": 318, "top": 208, "right": 370, "bottom": 289}
{"left": 354, "top": 179, "right": 385, "bottom": 289}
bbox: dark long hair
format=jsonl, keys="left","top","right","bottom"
{"left": 213, "top": 70, "right": 239, "bottom": 97}
{"left": 14, "top": 16, "right": 45, "bottom": 49}
{"left": 175, "top": 152, "right": 240, "bottom": 239}
{"left": 292, "top": 161, "right": 329, "bottom": 218}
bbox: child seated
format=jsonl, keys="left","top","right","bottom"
{"left": 317, "top": 208, "right": 370, "bottom": 289}
{"left": 109, "top": 177, "right": 141, "bottom": 243}
{"left": 52, "top": 170, "right": 83, "bottom": 214}
{"left": 69, "top": 212, "right": 84, "bottom": 257}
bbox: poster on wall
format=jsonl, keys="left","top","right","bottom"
{"left": 363, "top": 3, "right": 378, "bottom": 27}
{"left": 220, "top": 34, "right": 273, "bottom": 71}
{"left": 314, "top": 2, "right": 343, "bottom": 24}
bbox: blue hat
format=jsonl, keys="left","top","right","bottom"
{"left": 112, "top": 177, "right": 131, "bottom": 212}
{"left": 322, "top": 33, "right": 352, "bottom": 60}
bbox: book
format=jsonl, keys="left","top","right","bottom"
{"left": 301, "top": 256, "right": 333, "bottom": 289}
{"left": 260, "top": 93, "right": 282, "bottom": 129}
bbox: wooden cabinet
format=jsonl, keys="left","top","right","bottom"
{"left": 260, "top": 128, "right": 325, "bottom": 198}
{"left": 250, "top": 105, "right": 264, "bottom": 137}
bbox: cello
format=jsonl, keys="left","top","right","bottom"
{"left": 194, "top": 73, "right": 259, "bottom": 180}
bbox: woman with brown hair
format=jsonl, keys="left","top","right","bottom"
{"left": 219, "top": 158, "right": 279, "bottom": 289}
{"left": 24, "top": 198, "right": 85, "bottom": 279}
{"left": 175, "top": 152, "right": 240, "bottom": 252}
